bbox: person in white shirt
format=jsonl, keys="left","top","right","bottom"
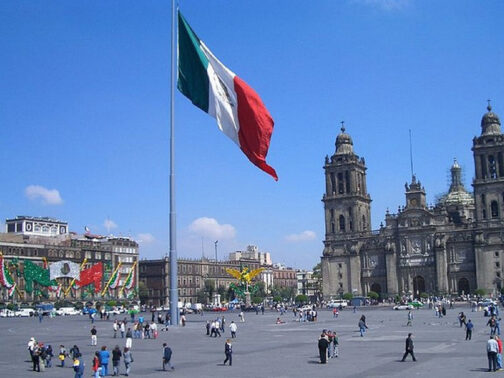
{"left": 488, "top": 335, "right": 499, "bottom": 372}
{"left": 229, "top": 321, "right": 237, "bottom": 338}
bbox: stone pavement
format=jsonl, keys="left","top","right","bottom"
{"left": 0, "top": 304, "right": 496, "bottom": 377}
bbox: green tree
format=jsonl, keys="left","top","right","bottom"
{"left": 273, "top": 295, "right": 282, "bottom": 303}
{"left": 311, "top": 263, "right": 323, "bottom": 300}
{"left": 217, "top": 285, "right": 226, "bottom": 299}
{"left": 342, "top": 292, "right": 353, "bottom": 301}
{"left": 295, "top": 294, "right": 308, "bottom": 304}
{"left": 196, "top": 290, "right": 207, "bottom": 305}
{"left": 204, "top": 280, "right": 215, "bottom": 301}
{"left": 474, "top": 288, "right": 486, "bottom": 297}
{"left": 255, "top": 281, "right": 266, "bottom": 298}
{"left": 138, "top": 281, "right": 149, "bottom": 304}
{"left": 252, "top": 296, "right": 263, "bottom": 305}
{"left": 368, "top": 291, "right": 379, "bottom": 300}
{"left": 226, "top": 286, "right": 235, "bottom": 302}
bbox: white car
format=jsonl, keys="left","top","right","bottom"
{"left": 327, "top": 300, "right": 348, "bottom": 308}
{"left": 393, "top": 304, "right": 413, "bottom": 310}
{"left": 56, "top": 307, "right": 80, "bottom": 316}
{"left": 15, "top": 308, "right": 35, "bottom": 317}
{"left": 0, "top": 309, "right": 16, "bottom": 318}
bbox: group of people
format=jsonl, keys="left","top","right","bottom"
{"left": 206, "top": 317, "right": 238, "bottom": 338}
{"left": 317, "top": 329, "right": 339, "bottom": 364}
{"left": 91, "top": 345, "right": 134, "bottom": 377}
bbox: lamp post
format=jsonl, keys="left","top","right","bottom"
{"left": 214, "top": 240, "right": 218, "bottom": 262}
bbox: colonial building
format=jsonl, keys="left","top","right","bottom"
{"left": 321, "top": 104, "right": 504, "bottom": 299}
{"left": 139, "top": 257, "right": 262, "bottom": 307}
{"left": 0, "top": 216, "right": 139, "bottom": 301}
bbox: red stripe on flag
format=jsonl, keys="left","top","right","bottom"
{"left": 234, "top": 76, "right": 278, "bottom": 181}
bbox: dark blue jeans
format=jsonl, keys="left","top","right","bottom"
{"left": 488, "top": 352, "right": 497, "bottom": 371}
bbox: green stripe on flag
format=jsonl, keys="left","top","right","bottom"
{"left": 177, "top": 11, "right": 210, "bottom": 113}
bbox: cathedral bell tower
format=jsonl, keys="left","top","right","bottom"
{"left": 322, "top": 123, "right": 372, "bottom": 242}
{"left": 472, "top": 102, "right": 504, "bottom": 222}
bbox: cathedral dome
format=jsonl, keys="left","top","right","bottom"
{"left": 335, "top": 124, "right": 354, "bottom": 155}
{"left": 481, "top": 103, "right": 501, "bottom": 135}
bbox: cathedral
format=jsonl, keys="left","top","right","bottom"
{"left": 321, "top": 104, "right": 504, "bottom": 299}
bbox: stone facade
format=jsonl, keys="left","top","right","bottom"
{"left": 321, "top": 105, "right": 504, "bottom": 299}
{"left": 0, "top": 216, "right": 139, "bottom": 302}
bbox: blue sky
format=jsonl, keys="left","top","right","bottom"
{"left": 1, "top": 0, "right": 503, "bottom": 270}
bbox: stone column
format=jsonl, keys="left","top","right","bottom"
{"left": 386, "top": 253, "right": 398, "bottom": 296}
{"left": 435, "top": 247, "right": 448, "bottom": 294}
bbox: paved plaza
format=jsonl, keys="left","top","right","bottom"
{"left": 0, "top": 304, "right": 498, "bottom": 377}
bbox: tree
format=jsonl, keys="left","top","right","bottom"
{"left": 342, "top": 292, "right": 353, "bottom": 301}
{"left": 252, "top": 296, "right": 263, "bottom": 305}
{"left": 226, "top": 286, "right": 235, "bottom": 302}
{"left": 273, "top": 295, "right": 282, "bottom": 303}
{"left": 295, "top": 294, "right": 308, "bottom": 304}
{"left": 255, "top": 281, "right": 266, "bottom": 298}
{"left": 204, "top": 280, "right": 215, "bottom": 301}
{"left": 217, "top": 286, "right": 226, "bottom": 299}
{"left": 311, "top": 263, "right": 323, "bottom": 300}
{"left": 196, "top": 290, "right": 207, "bottom": 305}
{"left": 368, "top": 291, "right": 379, "bottom": 300}
{"left": 474, "top": 288, "right": 486, "bottom": 297}
{"left": 138, "top": 281, "right": 149, "bottom": 304}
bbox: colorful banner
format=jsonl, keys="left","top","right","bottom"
{"left": 23, "top": 260, "right": 57, "bottom": 293}
{"left": 0, "top": 255, "right": 16, "bottom": 291}
{"left": 49, "top": 260, "right": 80, "bottom": 280}
{"left": 109, "top": 269, "right": 121, "bottom": 290}
{"left": 74, "top": 262, "right": 103, "bottom": 293}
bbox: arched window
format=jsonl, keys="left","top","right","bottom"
{"left": 482, "top": 194, "right": 487, "bottom": 219}
{"left": 491, "top": 201, "right": 499, "bottom": 218}
{"left": 489, "top": 155, "right": 497, "bottom": 179}
{"left": 362, "top": 215, "right": 367, "bottom": 230}
{"left": 339, "top": 215, "right": 345, "bottom": 232}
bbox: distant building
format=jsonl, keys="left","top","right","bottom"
{"left": 321, "top": 105, "right": 504, "bottom": 299}
{"left": 296, "top": 270, "right": 318, "bottom": 299}
{"left": 228, "top": 245, "right": 272, "bottom": 265}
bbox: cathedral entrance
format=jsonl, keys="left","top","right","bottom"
{"left": 413, "top": 276, "right": 425, "bottom": 297}
{"left": 458, "top": 277, "right": 470, "bottom": 295}
{"left": 370, "top": 283, "right": 382, "bottom": 298}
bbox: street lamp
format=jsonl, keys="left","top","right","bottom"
{"left": 214, "top": 240, "right": 218, "bottom": 262}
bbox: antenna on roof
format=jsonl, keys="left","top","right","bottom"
{"left": 409, "top": 129, "right": 415, "bottom": 180}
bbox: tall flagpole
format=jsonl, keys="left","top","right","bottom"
{"left": 169, "top": 0, "right": 179, "bottom": 327}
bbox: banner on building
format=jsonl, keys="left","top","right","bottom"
{"left": 49, "top": 260, "right": 81, "bottom": 280}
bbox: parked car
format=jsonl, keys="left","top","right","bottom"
{"left": 327, "top": 300, "right": 348, "bottom": 309}
{"left": 0, "top": 309, "right": 16, "bottom": 318}
{"left": 408, "top": 301, "right": 424, "bottom": 309}
{"left": 15, "top": 308, "right": 35, "bottom": 317}
{"left": 56, "top": 307, "right": 80, "bottom": 316}
{"left": 393, "top": 304, "right": 413, "bottom": 310}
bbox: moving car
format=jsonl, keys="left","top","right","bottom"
{"left": 327, "top": 300, "right": 348, "bottom": 309}
{"left": 0, "top": 309, "right": 16, "bottom": 318}
{"left": 393, "top": 304, "right": 413, "bottom": 310}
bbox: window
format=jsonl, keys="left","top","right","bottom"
{"left": 339, "top": 215, "right": 345, "bottom": 231}
{"left": 482, "top": 156, "right": 487, "bottom": 179}
{"left": 345, "top": 171, "right": 350, "bottom": 193}
{"left": 330, "top": 173, "right": 336, "bottom": 194}
{"left": 489, "top": 155, "right": 497, "bottom": 179}
{"left": 496, "top": 262, "right": 500, "bottom": 268}
{"left": 492, "top": 201, "right": 499, "bottom": 218}
{"left": 338, "top": 263, "right": 342, "bottom": 269}
{"left": 496, "top": 252, "right": 500, "bottom": 257}
{"left": 338, "top": 173, "right": 344, "bottom": 194}
{"left": 362, "top": 215, "right": 367, "bottom": 231}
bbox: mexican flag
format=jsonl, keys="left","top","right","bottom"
{"left": 50, "top": 285, "right": 62, "bottom": 298}
{"left": 108, "top": 270, "right": 121, "bottom": 290}
{"left": 177, "top": 11, "right": 278, "bottom": 181}
{"left": 0, "top": 256, "right": 16, "bottom": 296}
{"left": 124, "top": 269, "right": 135, "bottom": 291}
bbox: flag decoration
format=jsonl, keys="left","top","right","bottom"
{"left": 23, "top": 260, "right": 57, "bottom": 293}
{"left": 177, "top": 11, "right": 278, "bottom": 180}
{"left": 108, "top": 269, "right": 121, "bottom": 290}
{"left": 74, "top": 262, "right": 103, "bottom": 293}
{"left": 0, "top": 255, "right": 16, "bottom": 296}
{"left": 124, "top": 268, "right": 135, "bottom": 291}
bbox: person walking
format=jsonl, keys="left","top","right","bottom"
{"left": 125, "top": 328, "right": 133, "bottom": 349}
{"left": 123, "top": 347, "right": 133, "bottom": 376}
{"left": 59, "top": 345, "right": 67, "bottom": 367}
{"left": 230, "top": 321, "right": 237, "bottom": 338}
{"left": 223, "top": 339, "right": 232, "bottom": 366}
{"left": 406, "top": 310, "right": 413, "bottom": 326}
{"left": 73, "top": 355, "right": 85, "bottom": 378}
{"left": 112, "top": 345, "right": 122, "bottom": 376}
{"left": 98, "top": 346, "right": 110, "bottom": 377}
{"left": 401, "top": 333, "right": 417, "bottom": 362}
{"left": 458, "top": 312, "right": 467, "bottom": 328}
{"left": 358, "top": 316, "right": 368, "bottom": 337}
{"left": 92, "top": 352, "right": 101, "bottom": 378}
{"left": 496, "top": 335, "right": 503, "bottom": 370}
{"left": 488, "top": 316, "right": 497, "bottom": 336}
{"left": 466, "top": 319, "right": 474, "bottom": 340}
{"left": 120, "top": 321, "right": 125, "bottom": 339}
{"left": 43, "top": 345, "right": 54, "bottom": 368}
{"left": 91, "top": 326, "right": 98, "bottom": 346}
{"left": 162, "top": 343, "right": 174, "bottom": 370}
{"left": 333, "top": 332, "right": 339, "bottom": 358}
{"left": 318, "top": 332, "right": 329, "bottom": 364}
{"left": 70, "top": 345, "right": 80, "bottom": 360}
{"left": 239, "top": 311, "right": 245, "bottom": 323}
{"left": 32, "top": 342, "right": 41, "bottom": 372}
{"left": 206, "top": 321, "right": 211, "bottom": 336}
{"left": 113, "top": 321, "right": 118, "bottom": 338}
{"left": 151, "top": 321, "right": 158, "bottom": 339}
{"left": 488, "top": 335, "right": 499, "bottom": 372}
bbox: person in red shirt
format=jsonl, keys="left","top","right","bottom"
{"left": 92, "top": 351, "right": 100, "bottom": 378}
{"left": 496, "top": 335, "right": 503, "bottom": 370}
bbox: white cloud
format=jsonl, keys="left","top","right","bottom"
{"left": 285, "top": 230, "right": 317, "bottom": 243}
{"left": 25, "top": 185, "right": 63, "bottom": 205}
{"left": 137, "top": 233, "right": 155, "bottom": 244}
{"left": 103, "top": 219, "right": 118, "bottom": 231}
{"left": 188, "top": 217, "right": 236, "bottom": 240}
{"left": 353, "top": 0, "right": 410, "bottom": 11}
